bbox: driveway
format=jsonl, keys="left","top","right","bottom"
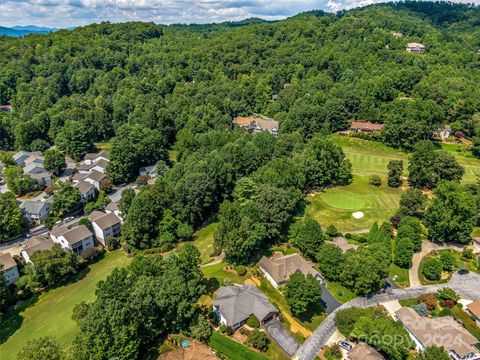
{"left": 294, "top": 271, "right": 480, "bottom": 360}
{"left": 409, "top": 240, "right": 467, "bottom": 287}
{"left": 321, "top": 285, "right": 342, "bottom": 314}
{"left": 109, "top": 183, "right": 137, "bottom": 203}
{"left": 264, "top": 317, "right": 299, "bottom": 356}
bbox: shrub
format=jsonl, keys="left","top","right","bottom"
{"left": 436, "top": 288, "right": 459, "bottom": 303}
{"left": 418, "top": 293, "right": 437, "bottom": 310}
{"left": 80, "top": 247, "right": 104, "bottom": 262}
{"left": 326, "top": 224, "right": 338, "bottom": 238}
{"left": 246, "top": 314, "right": 260, "bottom": 328}
{"left": 136, "top": 175, "right": 148, "bottom": 186}
{"left": 437, "top": 308, "right": 452, "bottom": 317}
{"left": 369, "top": 175, "right": 382, "bottom": 186}
{"left": 461, "top": 248, "right": 474, "bottom": 261}
{"left": 441, "top": 300, "right": 456, "bottom": 308}
{"left": 439, "top": 251, "right": 455, "bottom": 271}
{"left": 236, "top": 265, "right": 247, "bottom": 276}
{"left": 106, "top": 237, "right": 120, "bottom": 250}
{"left": 415, "top": 303, "right": 428, "bottom": 317}
{"left": 345, "top": 233, "right": 352, "bottom": 239}
{"left": 247, "top": 330, "right": 269, "bottom": 352}
{"left": 422, "top": 258, "right": 443, "bottom": 281}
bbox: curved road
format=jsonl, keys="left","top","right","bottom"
{"left": 293, "top": 271, "right": 480, "bottom": 360}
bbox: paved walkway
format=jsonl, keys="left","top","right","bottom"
{"left": 294, "top": 271, "right": 480, "bottom": 360}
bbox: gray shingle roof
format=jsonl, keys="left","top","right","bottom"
{"left": 88, "top": 211, "right": 121, "bottom": 230}
{"left": 212, "top": 285, "right": 277, "bottom": 326}
{"left": 259, "top": 253, "right": 321, "bottom": 285}
{"left": 74, "top": 181, "right": 95, "bottom": 194}
{"left": 20, "top": 200, "right": 50, "bottom": 215}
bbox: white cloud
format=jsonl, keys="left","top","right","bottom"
{"left": 0, "top": 0, "right": 479, "bottom": 28}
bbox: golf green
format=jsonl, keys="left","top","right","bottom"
{"left": 320, "top": 192, "right": 369, "bottom": 210}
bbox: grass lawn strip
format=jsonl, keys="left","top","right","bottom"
{"left": 0, "top": 251, "right": 132, "bottom": 360}
{"left": 208, "top": 332, "right": 268, "bottom": 360}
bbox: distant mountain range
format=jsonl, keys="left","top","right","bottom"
{"left": 0, "top": 25, "right": 60, "bottom": 37}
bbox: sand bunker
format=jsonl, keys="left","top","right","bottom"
{"left": 352, "top": 211, "right": 364, "bottom": 219}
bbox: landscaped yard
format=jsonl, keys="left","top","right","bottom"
{"left": 192, "top": 222, "right": 218, "bottom": 264}
{"left": 0, "top": 250, "right": 131, "bottom": 360}
{"left": 208, "top": 332, "right": 268, "bottom": 360}
{"left": 324, "top": 281, "right": 357, "bottom": 303}
{"left": 306, "top": 175, "right": 403, "bottom": 232}
{"left": 389, "top": 263, "right": 410, "bottom": 287}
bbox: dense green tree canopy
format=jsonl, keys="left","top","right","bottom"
{"left": 0, "top": 191, "right": 25, "bottom": 241}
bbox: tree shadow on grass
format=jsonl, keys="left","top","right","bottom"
{"left": 0, "top": 295, "right": 39, "bottom": 344}
{"left": 294, "top": 302, "right": 326, "bottom": 324}
{"left": 0, "top": 266, "right": 91, "bottom": 345}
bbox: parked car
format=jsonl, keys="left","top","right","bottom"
{"left": 457, "top": 269, "right": 469, "bottom": 275}
{"left": 337, "top": 341, "right": 352, "bottom": 351}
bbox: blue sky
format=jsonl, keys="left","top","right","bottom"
{"left": 0, "top": 0, "right": 479, "bottom": 28}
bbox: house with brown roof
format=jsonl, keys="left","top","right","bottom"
{"left": 395, "top": 307, "right": 480, "bottom": 360}
{"left": 78, "top": 158, "right": 109, "bottom": 174}
{"left": 212, "top": 284, "right": 278, "bottom": 329}
{"left": 259, "top": 253, "right": 323, "bottom": 289}
{"left": 233, "top": 115, "right": 279, "bottom": 135}
{"left": 50, "top": 224, "right": 94, "bottom": 255}
{"left": 0, "top": 253, "right": 19, "bottom": 285}
{"left": 466, "top": 301, "right": 480, "bottom": 326}
{"left": 348, "top": 343, "right": 384, "bottom": 360}
{"left": 349, "top": 121, "right": 384, "bottom": 133}
{"left": 88, "top": 210, "right": 121, "bottom": 245}
{"left": 74, "top": 181, "right": 96, "bottom": 203}
{"left": 21, "top": 236, "right": 56, "bottom": 264}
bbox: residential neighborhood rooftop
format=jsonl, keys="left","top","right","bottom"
{"left": 20, "top": 199, "right": 51, "bottom": 214}
{"left": 395, "top": 307, "right": 479, "bottom": 359}
{"left": 85, "top": 170, "right": 105, "bottom": 182}
{"left": 348, "top": 342, "right": 384, "bottom": 360}
{"left": 85, "top": 150, "right": 110, "bottom": 161}
{"left": 466, "top": 301, "right": 480, "bottom": 318}
{"left": 23, "top": 237, "right": 55, "bottom": 257}
{"left": 74, "top": 180, "right": 95, "bottom": 193}
{"left": 212, "top": 284, "right": 277, "bottom": 326}
{"left": 88, "top": 211, "right": 121, "bottom": 230}
{"left": 0, "top": 253, "right": 17, "bottom": 270}
{"left": 259, "top": 253, "right": 321, "bottom": 285}
{"left": 350, "top": 121, "right": 384, "bottom": 132}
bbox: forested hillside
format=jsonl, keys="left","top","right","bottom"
{"left": 1, "top": 2, "right": 480, "bottom": 157}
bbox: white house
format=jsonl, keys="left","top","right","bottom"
{"left": 88, "top": 211, "right": 121, "bottom": 245}
{"left": 74, "top": 181, "right": 96, "bottom": 203}
{"left": 0, "top": 253, "right": 20, "bottom": 285}
{"left": 13, "top": 151, "right": 42, "bottom": 166}
{"left": 105, "top": 202, "right": 123, "bottom": 220}
{"left": 78, "top": 159, "right": 109, "bottom": 174}
{"left": 83, "top": 170, "right": 105, "bottom": 190}
{"left": 83, "top": 150, "right": 109, "bottom": 165}
{"left": 21, "top": 236, "right": 56, "bottom": 264}
{"left": 50, "top": 224, "right": 94, "bottom": 255}
{"left": 20, "top": 198, "right": 52, "bottom": 223}
{"left": 406, "top": 42, "right": 426, "bottom": 53}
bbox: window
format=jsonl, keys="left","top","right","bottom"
{"left": 72, "top": 243, "right": 84, "bottom": 254}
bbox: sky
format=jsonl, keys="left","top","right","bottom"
{"left": 0, "top": 0, "right": 479, "bottom": 28}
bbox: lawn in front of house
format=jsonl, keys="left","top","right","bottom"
{"left": 208, "top": 332, "right": 268, "bottom": 360}
{"left": 389, "top": 263, "right": 410, "bottom": 287}
{"left": 324, "top": 281, "right": 357, "bottom": 303}
{"left": 192, "top": 222, "right": 218, "bottom": 264}
{"left": 258, "top": 278, "right": 326, "bottom": 334}
{"left": 0, "top": 250, "right": 132, "bottom": 360}
{"left": 306, "top": 175, "right": 403, "bottom": 232}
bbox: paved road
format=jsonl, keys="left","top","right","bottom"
{"left": 293, "top": 271, "right": 480, "bottom": 360}
{"left": 109, "top": 183, "right": 136, "bottom": 203}
{"left": 320, "top": 285, "right": 342, "bottom": 314}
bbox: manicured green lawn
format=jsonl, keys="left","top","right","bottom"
{"left": 193, "top": 222, "right": 218, "bottom": 264}
{"left": 202, "top": 262, "right": 252, "bottom": 284}
{"left": 389, "top": 264, "right": 410, "bottom": 287}
{"left": 306, "top": 175, "right": 403, "bottom": 231}
{"left": 0, "top": 251, "right": 131, "bottom": 360}
{"left": 259, "top": 278, "right": 326, "bottom": 332}
{"left": 325, "top": 281, "right": 357, "bottom": 303}
{"left": 208, "top": 332, "right": 268, "bottom": 360}
{"left": 398, "top": 298, "right": 419, "bottom": 308}
{"left": 334, "top": 135, "right": 480, "bottom": 183}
